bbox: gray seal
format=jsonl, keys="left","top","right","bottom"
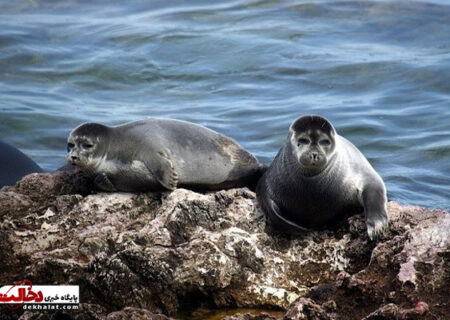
{"left": 0, "top": 140, "right": 44, "bottom": 188}
{"left": 256, "top": 115, "right": 388, "bottom": 240}
{"left": 67, "top": 118, "right": 264, "bottom": 192}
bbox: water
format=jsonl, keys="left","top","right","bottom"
{"left": 0, "top": 0, "right": 448, "bottom": 209}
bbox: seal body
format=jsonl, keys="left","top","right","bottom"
{"left": 67, "top": 118, "right": 263, "bottom": 192}
{"left": 0, "top": 140, "right": 44, "bottom": 188}
{"left": 256, "top": 115, "right": 388, "bottom": 240}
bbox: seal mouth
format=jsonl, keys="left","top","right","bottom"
{"left": 67, "top": 156, "right": 83, "bottom": 167}
{"left": 299, "top": 157, "right": 326, "bottom": 169}
{"left": 297, "top": 154, "right": 329, "bottom": 177}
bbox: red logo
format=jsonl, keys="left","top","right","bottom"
{"left": 0, "top": 280, "right": 43, "bottom": 310}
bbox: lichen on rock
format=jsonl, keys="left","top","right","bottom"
{"left": 0, "top": 171, "right": 448, "bottom": 320}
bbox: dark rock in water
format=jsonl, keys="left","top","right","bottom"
{"left": 0, "top": 171, "right": 447, "bottom": 320}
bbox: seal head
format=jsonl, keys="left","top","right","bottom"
{"left": 67, "top": 123, "right": 109, "bottom": 171}
{"left": 289, "top": 115, "right": 336, "bottom": 176}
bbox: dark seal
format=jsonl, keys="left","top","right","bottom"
{"left": 256, "top": 115, "right": 388, "bottom": 240}
{"left": 0, "top": 140, "right": 44, "bottom": 188}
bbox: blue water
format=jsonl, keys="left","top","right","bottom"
{"left": 0, "top": 0, "right": 448, "bottom": 209}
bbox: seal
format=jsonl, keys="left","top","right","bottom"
{"left": 256, "top": 115, "right": 388, "bottom": 240}
{"left": 67, "top": 118, "right": 264, "bottom": 192}
{"left": 0, "top": 140, "right": 44, "bottom": 188}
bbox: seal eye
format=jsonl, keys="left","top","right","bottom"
{"left": 297, "top": 138, "right": 310, "bottom": 146}
{"left": 82, "top": 143, "right": 94, "bottom": 149}
{"left": 67, "top": 143, "right": 75, "bottom": 151}
{"left": 319, "top": 139, "right": 331, "bottom": 146}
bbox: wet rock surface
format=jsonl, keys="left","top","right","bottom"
{"left": 0, "top": 172, "right": 448, "bottom": 320}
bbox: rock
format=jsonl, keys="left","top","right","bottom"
{"left": 106, "top": 307, "right": 175, "bottom": 320}
{"left": 361, "top": 301, "right": 430, "bottom": 320}
{"left": 284, "top": 298, "right": 330, "bottom": 320}
{"left": 18, "top": 306, "right": 173, "bottom": 320}
{"left": 0, "top": 172, "right": 448, "bottom": 320}
{"left": 284, "top": 203, "right": 449, "bottom": 320}
{"left": 222, "top": 312, "right": 280, "bottom": 320}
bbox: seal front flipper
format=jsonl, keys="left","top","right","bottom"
{"left": 94, "top": 173, "right": 117, "bottom": 192}
{"left": 362, "top": 182, "right": 388, "bottom": 240}
{"left": 148, "top": 151, "right": 179, "bottom": 191}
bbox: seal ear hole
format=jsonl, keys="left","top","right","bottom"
{"left": 319, "top": 139, "right": 331, "bottom": 146}
{"left": 297, "top": 138, "right": 310, "bottom": 146}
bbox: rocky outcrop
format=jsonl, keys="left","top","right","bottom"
{"left": 0, "top": 172, "right": 448, "bottom": 320}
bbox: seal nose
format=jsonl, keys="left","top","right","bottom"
{"left": 310, "top": 152, "right": 319, "bottom": 161}
{"left": 70, "top": 155, "right": 78, "bottom": 162}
